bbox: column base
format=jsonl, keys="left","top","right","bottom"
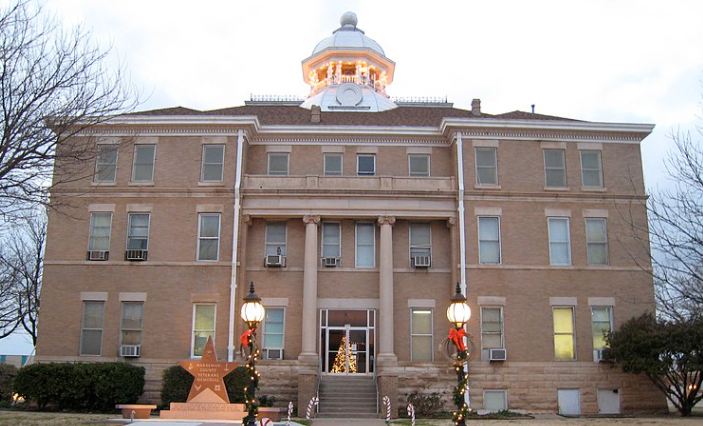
{"left": 298, "top": 372, "right": 318, "bottom": 417}
{"left": 377, "top": 374, "right": 399, "bottom": 419}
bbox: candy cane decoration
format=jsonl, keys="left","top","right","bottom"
{"left": 407, "top": 403, "right": 415, "bottom": 426}
{"left": 306, "top": 395, "right": 319, "bottom": 420}
{"left": 382, "top": 396, "right": 391, "bottom": 423}
{"left": 287, "top": 401, "right": 293, "bottom": 426}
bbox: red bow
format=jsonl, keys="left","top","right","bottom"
{"left": 240, "top": 329, "right": 255, "bottom": 346}
{"left": 449, "top": 328, "right": 466, "bottom": 352}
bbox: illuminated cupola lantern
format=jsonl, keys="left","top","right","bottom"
{"left": 301, "top": 12, "right": 397, "bottom": 112}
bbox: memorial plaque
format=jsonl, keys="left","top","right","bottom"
{"left": 178, "top": 337, "right": 240, "bottom": 403}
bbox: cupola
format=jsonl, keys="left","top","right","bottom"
{"left": 300, "top": 12, "right": 397, "bottom": 112}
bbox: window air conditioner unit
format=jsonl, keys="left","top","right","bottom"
{"left": 411, "top": 256, "right": 431, "bottom": 268}
{"left": 120, "top": 344, "right": 141, "bottom": 357}
{"left": 322, "top": 257, "right": 339, "bottom": 267}
{"left": 125, "top": 249, "right": 148, "bottom": 261}
{"left": 262, "top": 348, "right": 284, "bottom": 360}
{"left": 594, "top": 348, "right": 608, "bottom": 363}
{"left": 87, "top": 250, "right": 109, "bottom": 261}
{"left": 265, "top": 255, "right": 285, "bottom": 267}
{"left": 489, "top": 348, "right": 507, "bottom": 362}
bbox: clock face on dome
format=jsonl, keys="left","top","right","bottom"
{"left": 336, "top": 83, "right": 363, "bottom": 106}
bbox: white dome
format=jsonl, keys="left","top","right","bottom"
{"left": 312, "top": 14, "right": 385, "bottom": 57}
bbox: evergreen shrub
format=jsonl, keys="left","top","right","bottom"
{"left": 13, "top": 362, "right": 144, "bottom": 411}
{"left": 0, "top": 364, "right": 18, "bottom": 402}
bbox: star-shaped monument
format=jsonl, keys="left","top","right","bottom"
{"left": 178, "top": 337, "right": 241, "bottom": 403}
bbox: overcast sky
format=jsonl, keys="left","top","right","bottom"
{"left": 2, "top": 0, "right": 703, "bottom": 355}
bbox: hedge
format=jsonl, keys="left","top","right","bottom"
{"left": 161, "top": 364, "right": 249, "bottom": 408}
{"left": 0, "top": 364, "right": 17, "bottom": 403}
{"left": 13, "top": 362, "right": 144, "bottom": 411}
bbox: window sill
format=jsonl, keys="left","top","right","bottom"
{"left": 474, "top": 184, "right": 501, "bottom": 190}
{"left": 581, "top": 186, "right": 607, "bottom": 192}
{"left": 198, "top": 181, "right": 225, "bottom": 186}
{"left": 128, "top": 182, "right": 154, "bottom": 186}
{"left": 91, "top": 181, "right": 116, "bottom": 187}
{"left": 585, "top": 264, "right": 610, "bottom": 268}
{"left": 549, "top": 264, "right": 574, "bottom": 268}
{"left": 544, "top": 186, "right": 570, "bottom": 191}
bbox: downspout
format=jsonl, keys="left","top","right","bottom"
{"left": 228, "top": 129, "right": 245, "bottom": 362}
{"left": 455, "top": 131, "right": 470, "bottom": 411}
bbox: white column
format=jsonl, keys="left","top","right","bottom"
{"left": 299, "top": 215, "right": 320, "bottom": 358}
{"left": 377, "top": 215, "right": 396, "bottom": 359}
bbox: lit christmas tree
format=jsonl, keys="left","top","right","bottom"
{"left": 331, "top": 335, "right": 357, "bottom": 373}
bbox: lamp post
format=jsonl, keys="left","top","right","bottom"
{"left": 240, "top": 282, "right": 265, "bottom": 426}
{"left": 446, "top": 283, "right": 471, "bottom": 426}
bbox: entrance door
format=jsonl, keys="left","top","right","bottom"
{"left": 320, "top": 309, "right": 375, "bottom": 374}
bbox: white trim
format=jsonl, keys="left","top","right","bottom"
{"left": 407, "top": 299, "right": 436, "bottom": 308}
{"left": 410, "top": 307, "right": 434, "bottom": 362}
{"left": 550, "top": 297, "right": 578, "bottom": 306}
{"left": 355, "top": 222, "right": 376, "bottom": 268}
{"left": 119, "top": 292, "right": 147, "bottom": 302}
{"left": 191, "top": 303, "right": 217, "bottom": 358}
{"left": 80, "top": 292, "right": 108, "bottom": 301}
{"left": 88, "top": 204, "right": 115, "bottom": 212}
{"left": 318, "top": 298, "right": 379, "bottom": 309}
{"left": 321, "top": 145, "right": 345, "bottom": 153}
{"left": 196, "top": 213, "right": 221, "bottom": 262}
{"left": 262, "top": 297, "right": 289, "bottom": 306}
{"left": 474, "top": 207, "right": 502, "bottom": 216}
{"left": 477, "top": 296, "right": 506, "bottom": 305}
{"left": 588, "top": 297, "right": 615, "bottom": 306}
{"left": 582, "top": 209, "right": 609, "bottom": 218}
{"left": 545, "top": 208, "right": 572, "bottom": 217}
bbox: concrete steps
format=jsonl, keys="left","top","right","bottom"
{"left": 317, "top": 376, "right": 378, "bottom": 418}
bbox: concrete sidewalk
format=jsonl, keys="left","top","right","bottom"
{"left": 120, "top": 420, "right": 387, "bottom": 426}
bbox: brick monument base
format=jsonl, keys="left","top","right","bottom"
{"left": 160, "top": 402, "right": 246, "bottom": 420}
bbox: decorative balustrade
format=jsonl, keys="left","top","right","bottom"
{"left": 243, "top": 175, "right": 456, "bottom": 192}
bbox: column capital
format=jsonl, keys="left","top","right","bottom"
{"left": 303, "top": 215, "right": 321, "bottom": 225}
{"left": 447, "top": 217, "right": 456, "bottom": 228}
{"left": 242, "top": 214, "right": 253, "bottom": 226}
{"left": 377, "top": 215, "right": 396, "bottom": 226}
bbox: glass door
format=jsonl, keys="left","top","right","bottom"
{"left": 320, "top": 309, "right": 375, "bottom": 374}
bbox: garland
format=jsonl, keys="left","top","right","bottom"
{"left": 241, "top": 328, "right": 261, "bottom": 424}
{"left": 450, "top": 330, "right": 470, "bottom": 426}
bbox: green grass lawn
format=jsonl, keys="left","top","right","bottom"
{"left": 0, "top": 411, "right": 114, "bottom": 426}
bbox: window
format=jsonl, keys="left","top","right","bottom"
{"left": 544, "top": 149, "right": 567, "bottom": 187}
{"left": 553, "top": 307, "right": 576, "bottom": 360}
{"left": 591, "top": 306, "right": 613, "bottom": 350}
{"left": 580, "top": 150, "right": 603, "bottom": 188}
{"left": 408, "top": 154, "right": 430, "bottom": 177}
{"left": 321, "top": 223, "right": 341, "bottom": 258}
{"left": 268, "top": 153, "right": 289, "bottom": 176}
{"left": 324, "top": 153, "right": 343, "bottom": 176}
{"left": 475, "top": 147, "right": 498, "bottom": 185}
{"left": 355, "top": 222, "right": 375, "bottom": 268}
{"left": 357, "top": 154, "right": 375, "bottom": 176}
{"left": 201, "top": 144, "right": 225, "bottom": 182}
{"left": 585, "top": 218, "right": 608, "bottom": 265}
{"left": 262, "top": 307, "right": 285, "bottom": 355}
{"left": 88, "top": 212, "right": 112, "bottom": 252}
{"left": 411, "top": 309, "right": 433, "bottom": 361}
{"left": 409, "top": 223, "right": 431, "bottom": 266}
{"left": 481, "top": 307, "right": 504, "bottom": 357}
{"left": 95, "top": 145, "right": 118, "bottom": 183}
{"left": 120, "top": 302, "right": 143, "bottom": 347}
{"left": 484, "top": 390, "right": 507, "bottom": 412}
{"left": 127, "top": 213, "right": 150, "bottom": 250}
{"left": 478, "top": 217, "right": 501, "bottom": 264}
{"left": 197, "top": 213, "right": 221, "bottom": 261}
{"left": 131, "top": 144, "right": 156, "bottom": 182}
{"left": 548, "top": 217, "right": 571, "bottom": 265}
{"left": 192, "top": 304, "right": 216, "bottom": 357}
{"left": 265, "top": 222, "right": 287, "bottom": 256}
{"left": 80, "top": 301, "right": 104, "bottom": 355}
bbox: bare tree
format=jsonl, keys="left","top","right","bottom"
{"left": 0, "top": 211, "right": 44, "bottom": 345}
{"left": 0, "top": 0, "right": 137, "bottom": 220}
{"left": 634, "top": 127, "right": 703, "bottom": 321}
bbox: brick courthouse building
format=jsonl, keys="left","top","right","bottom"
{"left": 36, "top": 12, "right": 666, "bottom": 416}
